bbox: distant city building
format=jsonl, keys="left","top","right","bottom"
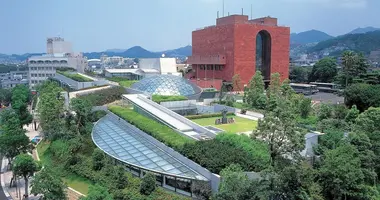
{"left": 0, "top": 70, "right": 29, "bottom": 89}
{"left": 369, "top": 50, "right": 380, "bottom": 65}
{"left": 104, "top": 58, "right": 181, "bottom": 80}
{"left": 27, "top": 37, "right": 87, "bottom": 88}
{"left": 187, "top": 14, "right": 290, "bottom": 89}
{"left": 139, "top": 58, "right": 180, "bottom": 76}
{"left": 46, "top": 37, "right": 73, "bottom": 54}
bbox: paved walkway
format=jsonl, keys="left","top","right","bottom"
{"left": 0, "top": 124, "right": 42, "bottom": 200}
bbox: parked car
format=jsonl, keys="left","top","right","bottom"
{"left": 31, "top": 136, "right": 42, "bottom": 144}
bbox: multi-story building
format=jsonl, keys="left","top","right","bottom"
{"left": 28, "top": 37, "right": 87, "bottom": 88}
{"left": 0, "top": 70, "right": 29, "bottom": 89}
{"left": 47, "top": 37, "right": 73, "bottom": 54}
{"left": 187, "top": 14, "right": 290, "bottom": 89}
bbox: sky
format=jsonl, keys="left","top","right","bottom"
{"left": 1, "top": 0, "right": 379, "bottom": 54}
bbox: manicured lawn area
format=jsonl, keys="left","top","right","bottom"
{"left": 106, "top": 77, "right": 137, "bottom": 88}
{"left": 191, "top": 116, "right": 258, "bottom": 133}
{"left": 63, "top": 175, "right": 91, "bottom": 195}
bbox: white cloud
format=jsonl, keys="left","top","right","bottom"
{"left": 281, "top": 0, "right": 368, "bottom": 8}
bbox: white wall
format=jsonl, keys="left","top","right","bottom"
{"left": 159, "top": 58, "right": 177, "bottom": 74}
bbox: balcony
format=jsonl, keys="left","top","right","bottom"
{"left": 187, "top": 55, "right": 226, "bottom": 65}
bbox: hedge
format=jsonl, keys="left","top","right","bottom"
{"left": 180, "top": 139, "right": 257, "bottom": 174}
{"left": 77, "top": 86, "right": 125, "bottom": 106}
{"left": 57, "top": 71, "right": 93, "bottom": 82}
{"left": 185, "top": 113, "right": 235, "bottom": 120}
{"left": 151, "top": 95, "right": 188, "bottom": 103}
{"left": 108, "top": 105, "right": 194, "bottom": 150}
{"left": 215, "top": 133, "right": 270, "bottom": 171}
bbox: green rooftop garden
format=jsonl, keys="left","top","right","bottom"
{"left": 106, "top": 77, "right": 137, "bottom": 88}
{"left": 57, "top": 70, "right": 93, "bottom": 82}
{"left": 151, "top": 95, "right": 188, "bottom": 103}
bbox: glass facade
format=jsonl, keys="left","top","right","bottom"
{"left": 92, "top": 114, "right": 207, "bottom": 181}
{"left": 130, "top": 75, "right": 202, "bottom": 97}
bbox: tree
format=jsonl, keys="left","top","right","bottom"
{"left": 299, "top": 97, "right": 312, "bottom": 118}
{"left": 92, "top": 148, "right": 105, "bottom": 171}
{"left": 344, "top": 83, "right": 380, "bottom": 112}
{"left": 268, "top": 73, "right": 281, "bottom": 98}
{"left": 11, "top": 84, "right": 32, "bottom": 126}
{"left": 80, "top": 184, "right": 113, "bottom": 200}
{"left": 308, "top": 57, "right": 338, "bottom": 83}
{"left": 37, "top": 82, "right": 65, "bottom": 139}
{"left": 111, "top": 166, "right": 128, "bottom": 190}
{"left": 245, "top": 71, "right": 266, "bottom": 109}
{"left": 341, "top": 51, "right": 369, "bottom": 87}
{"left": 318, "top": 144, "right": 365, "bottom": 200}
{"left": 140, "top": 173, "right": 156, "bottom": 195}
{"left": 345, "top": 105, "right": 360, "bottom": 125}
{"left": 0, "top": 109, "right": 31, "bottom": 165}
{"left": 31, "top": 167, "right": 67, "bottom": 200}
{"left": 348, "top": 132, "right": 377, "bottom": 185}
{"left": 289, "top": 66, "right": 310, "bottom": 83}
{"left": 214, "top": 164, "right": 252, "bottom": 200}
{"left": 252, "top": 111, "right": 305, "bottom": 167}
{"left": 232, "top": 74, "right": 242, "bottom": 92}
{"left": 317, "top": 103, "right": 332, "bottom": 121}
{"left": 0, "top": 88, "right": 12, "bottom": 106}
{"left": 70, "top": 98, "right": 93, "bottom": 134}
{"left": 354, "top": 107, "right": 380, "bottom": 176}
{"left": 12, "top": 154, "right": 40, "bottom": 198}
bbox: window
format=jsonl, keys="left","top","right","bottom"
{"left": 207, "top": 65, "right": 210, "bottom": 70}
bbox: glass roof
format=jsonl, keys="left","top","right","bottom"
{"left": 130, "top": 75, "right": 202, "bottom": 96}
{"left": 92, "top": 114, "right": 207, "bottom": 180}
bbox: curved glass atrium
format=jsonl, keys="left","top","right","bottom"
{"left": 92, "top": 114, "right": 207, "bottom": 181}
{"left": 130, "top": 75, "right": 202, "bottom": 97}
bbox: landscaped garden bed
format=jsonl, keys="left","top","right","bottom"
{"left": 106, "top": 77, "right": 137, "bottom": 88}
{"left": 108, "top": 105, "right": 194, "bottom": 150}
{"left": 151, "top": 95, "right": 188, "bottom": 103}
{"left": 77, "top": 86, "right": 125, "bottom": 106}
{"left": 57, "top": 71, "right": 93, "bottom": 82}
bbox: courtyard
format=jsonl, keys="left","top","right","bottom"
{"left": 191, "top": 116, "right": 258, "bottom": 133}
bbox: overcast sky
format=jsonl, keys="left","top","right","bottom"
{"left": 1, "top": 0, "right": 379, "bottom": 54}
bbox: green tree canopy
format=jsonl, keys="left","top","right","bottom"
{"left": 308, "top": 57, "right": 338, "bottom": 82}
{"left": 140, "top": 173, "right": 156, "bottom": 195}
{"left": 80, "top": 184, "right": 113, "bottom": 200}
{"left": 289, "top": 66, "right": 310, "bottom": 83}
{"left": 13, "top": 154, "right": 40, "bottom": 198}
{"left": 31, "top": 167, "right": 67, "bottom": 200}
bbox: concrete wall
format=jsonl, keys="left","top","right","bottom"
{"left": 53, "top": 73, "right": 108, "bottom": 90}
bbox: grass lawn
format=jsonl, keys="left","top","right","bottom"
{"left": 37, "top": 141, "right": 92, "bottom": 195}
{"left": 191, "top": 116, "right": 258, "bottom": 133}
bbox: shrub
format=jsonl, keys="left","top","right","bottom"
{"left": 92, "top": 148, "right": 105, "bottom": 171}
{"left": 191, "top": 180, "right": 212, "bottom": 200}
{"left": 215, "top": 133, "right": 270, "bottom": 171}
{"left": 186, "top": 113, "right": 235, "bottom": 120}
{"left": 109, "top": 105, "right": 194, "bottom": 150}
{"left": 77, "top": 86, "right": 125, "bottom": 106}
{"left": 151, "top": 95, "right": 188, "bottom": 103}
{"left": 140, "top": 173, "right": 156, "bottom": 195}
{"left": 180, "top": 139, "right": 257, "bottom": 174}
{"left": 80, "top": 184, "right": 113, "bottom": 200}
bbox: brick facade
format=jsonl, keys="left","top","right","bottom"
{"left": 188, "top": 15, "right": 290, "bottom": 88}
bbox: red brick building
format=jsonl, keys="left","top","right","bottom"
{"left": 187, "top": 15, "right": 290, "bottom": 90}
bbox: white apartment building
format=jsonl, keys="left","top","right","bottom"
{"left": 139, "top": 58, "right": 181, "bottom": 76}
{"left": 28, "top": 37, "right": 87, "bottom": 87}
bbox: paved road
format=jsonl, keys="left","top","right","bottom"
{"left": 0, "top": 156, "right": 10, "bottom": 200}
